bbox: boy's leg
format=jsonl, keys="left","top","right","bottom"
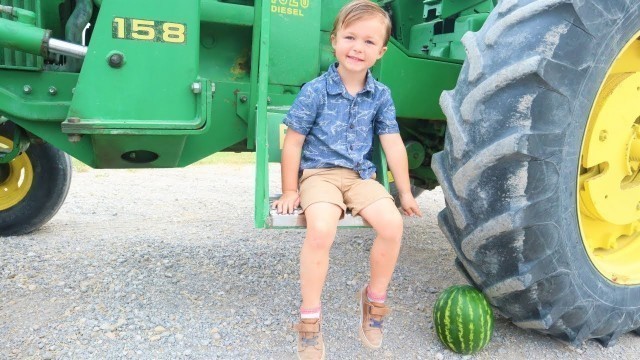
{"left": 347, "top": 178, "right": 402, "bottom": 349}
{"left": 298, "top": 169, "right": 346, "bottom": 310}
{"left": 357, "top": 198, "right": 403, "bottom": 295}
{"left": 299, "top": 202, "right": 343, "bottom": 309}
{"left": 294, "top": 169, "right": 345, "bottom": 360}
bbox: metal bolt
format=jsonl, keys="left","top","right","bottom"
{"left": 599, "top": 130, "right": 608, "bottom": 142}
{"left": 48, "top": 86, "right": 57, "bottom": 96}
{"left": 23, "top": 85, "right": 32, "bottom": 94}
{"left": 211, "top": 82, "right": 216, "bottom": 94}
{"left": 67, "top": 134, "right": 82, "bottom": 143}
{"left": 267, "top": 97, "right": 272, "bottom": 104}
{"left": 191, "top": 82, "right": 202, "bottom": 94}
{"left": 108, "top": 53, "right": 124, "bottom": 68}
{"left": 67, "top": 117, "right": 80, "bottom": 124}
{"left": 240, "top": 95, "right": 248, "bottom": 103}
{"left": 637, "top": 202, "right": 640, "bottom": 211}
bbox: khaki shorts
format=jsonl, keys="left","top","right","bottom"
{"left": 299, "top": 167, "right": 393, "bottom": 216}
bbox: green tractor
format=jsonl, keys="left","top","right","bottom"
{"left": 1, "top": 0, "right": 639, "bottom": 347}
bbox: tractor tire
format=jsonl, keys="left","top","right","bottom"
{"left": 432, "top": 0, "right": 640, "bottom": 347}
{"left": 0, "top": 123, "right": 72, "bottom": 236}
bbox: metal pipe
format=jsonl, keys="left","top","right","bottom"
{"left": 48, "top": 38, "right": 87, "bottom": 58}
{"left": 200, "top": 0, "right": 254, "bottom": 27}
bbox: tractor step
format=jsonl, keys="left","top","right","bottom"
{"left": 266, "top": 196, "right": 369, "bottom": 228}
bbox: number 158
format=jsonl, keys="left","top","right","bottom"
{"left": 113, "top": 17, "right": 186, "bottom": 44}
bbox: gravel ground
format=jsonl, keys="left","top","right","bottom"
{"left": 1, "top": 162, "right": 638, "bottom": 359}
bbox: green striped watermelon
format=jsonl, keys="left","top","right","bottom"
{"left": 433, "top": 285, "right": 494, "bottom": 354}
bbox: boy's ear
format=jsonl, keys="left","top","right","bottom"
{"left": 378, "top": 45, "right": 388, "bottom": 59}
{"left": 330, "top": 34, "right": 337, "bottom": 48}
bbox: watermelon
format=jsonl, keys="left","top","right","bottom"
{"left": 433, "top": 285, "right": 494, "bottom": 354}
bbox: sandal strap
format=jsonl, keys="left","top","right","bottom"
{"left": 370, "top": 305, "right": 391, "bottom": 317}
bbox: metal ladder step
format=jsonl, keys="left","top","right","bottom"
{"left": 266, "top": 196, "right": 370, "bottom": 228}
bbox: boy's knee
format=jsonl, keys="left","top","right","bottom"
{"left": 377, "top": 213, "right": 403, "bottom": 242}
{"left": 305, "top": 222, "right": 337, "bottom": 250}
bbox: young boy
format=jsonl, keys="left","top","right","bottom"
{"left": 272, "top": 1, "right": 421, "bottom": 358}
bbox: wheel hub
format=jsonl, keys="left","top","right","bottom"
{"left": 578, "top": 33, "right": 640, "bottom": 285}
{"left": 0, "top": 136, "right": 33, "bottom": 211}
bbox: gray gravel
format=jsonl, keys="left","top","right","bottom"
{"left": 1, "top": 162, "right": 638, "bottom": 359}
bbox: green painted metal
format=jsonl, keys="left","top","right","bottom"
{"left": 0, "top": 70, "right": 75, "bottom": 121}
{"left": 374, "top": 38, "right": 460, "bottom": 121}
{"left": 1, "top": 0, "right": 47, "bottom": 71}
{"left": 0, "top": 124, "right": 28, "bottom": 163}
{"left": 405, "top": 140, "right": 425, "bottom": 170}
{"left": 68, "top": 0, "right": 201, "bottom": 127}
{"left": 0, "top": 0, "right": 494, "bottom": 227}
{"left": 254, "top": 0, "right": 271, "bottom": 228}
{"left": 201, "top": 0, "right": 253, "bottom": 27}
{"left": 269, "top": 0, "right": 321, "bottom": 86}
{"left": 0, "top": 17, "right": 46, "bottom": 56}
{"left": 2, "top": 6, "right": 36, "bottom": 25}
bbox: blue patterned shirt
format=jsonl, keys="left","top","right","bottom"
{"left": 283, "top": 63, "right": 399, "bottom": 180}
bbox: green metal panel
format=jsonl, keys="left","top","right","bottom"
{"left": 0, "top": 70, "right": 75, "bottom": 122}
{"left": 254, "top": 0, "right": 271, "bottom": 228}
{"left": 319, "top": 0, "right": 348, "bottom": 32}
{"left": 374, "top": 38, "right": 461, "bottom": 121}
{"left": 91, "top": 134, "right": 187, "bottom": 168}
{"left": 67, "top": 0, "right": 202, "bottom": 129}
{"left": 269, "top": 0, "right": 322, "bottom": 86}
{"left": 200, "top": 0, "right": 253, "bottom": 27}
{"left": 409, "top": 13, "right": 489, "bottom": 60}
{"left": 177, "top": 81, "right": 251, "bottom": 166}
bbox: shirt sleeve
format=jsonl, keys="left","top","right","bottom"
{"left": 373, "top": 88, "right": 399, "bottom": 135}
{"left": 283, "top": 82, "right": 320, "bottom": 136}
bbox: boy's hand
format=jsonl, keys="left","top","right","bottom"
{"left": 272, "top": 190, "right": 300, "bottom": 214}
{"left": 398, "top": 192, "right": 422, "bottom": 217}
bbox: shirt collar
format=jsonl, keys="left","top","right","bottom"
{"left": 326, "top": 62, "right": 375, "bottom": 96}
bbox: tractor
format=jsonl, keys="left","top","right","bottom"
{"left": 1, "top": 0, "right": 639, "bottom": 347}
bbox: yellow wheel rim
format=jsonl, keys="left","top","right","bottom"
{"left": 579, "top": 31, "right": 640, "bottom": 285}
{"left": 0, "top": 136, "right": 33, "bottom": 210}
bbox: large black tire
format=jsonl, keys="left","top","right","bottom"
{"left": 0, "top": 124, "right": 72, "bottom": 236}
{"left": 433, "top": 0, "right": 640, "bottom": 347}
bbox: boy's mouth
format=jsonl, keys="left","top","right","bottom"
{"left": 347, "top": 55, "right": 364, "bottom": 62}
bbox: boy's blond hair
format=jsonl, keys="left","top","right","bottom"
{"left": 331, "top": 0, "right": 392, "bottom": 45}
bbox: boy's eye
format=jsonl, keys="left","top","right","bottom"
{"left": 366, "top": 40, "right": 375, "bottom": 45}
{"left": 344, "top": 35, "right": 355, "bottom": 40}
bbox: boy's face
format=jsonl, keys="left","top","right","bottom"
{"left": 331, "top": 16, "right": 388, "bottom": 76}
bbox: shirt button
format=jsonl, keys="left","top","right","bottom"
{"left": 350, "top": 145, "right": 354, "bottom": 151}
{"left": 349, "top": 124, "right": 354, "bottom": 129}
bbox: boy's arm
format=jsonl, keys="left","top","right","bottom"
{"left": 379, "top": 133, "right": 422, "bottom": 217}
{"left": 272, "top": 128, "right": 306, "bottom": 214}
